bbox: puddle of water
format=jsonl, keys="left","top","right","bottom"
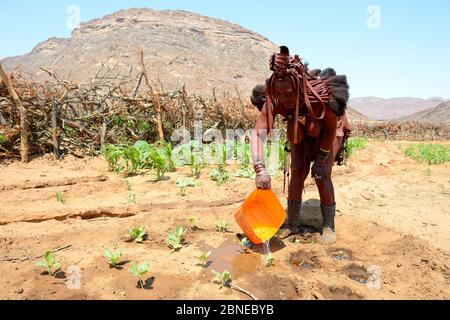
{"left": 346, "top": 265, "right": 368, "bottom": 284}
{"left": 329, "top": 249, "right": 352, "bottom": 261}
{"left": 196, "top": 239, "right": 260, "bottom": 279}
{"left": 289, "top": 252, "right": 317, "bottom": 270}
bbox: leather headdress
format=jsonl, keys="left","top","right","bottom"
{"left": 265, "top": 46, "right": 330, "bottom": 144}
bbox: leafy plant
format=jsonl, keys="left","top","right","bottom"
{"left": 210, "top": 164, "right": 231, "bottom": 186}
{"left": 345, "top": 137, "right": 367, "bottom": 158}
{"left": 148, "top": 147, "right": 170, "bottom": 181}
{"left": 190, "top": 150, "right": 202, "bottom": 178}
{"left": 211, "top": 270, "right": 232, "bottom": 288}
{"left": 0, "top": 133, "right": 6, "bottom": 144}
{"left": 129, "top": 261, "right": 149, "bottom": 288}
{"left": 36, "top": 251, "right": 61, "bottom": 276}
{"left": 103, "top": 249, "right": 123, "bottom": 268}
{"left": 134, "top": 140, "right": 153, "bottom": 169}
{"left": 129, "top": 192, "right": 136, "bottom": 204}
{"left": 234, "top": 166, "right": 256, "bottom": 179}
{"left": 215, "top": 219, "right": 229, "bottom": 233}
{"left": 234, "top": 141, "right": 252, "bottom": 167}
{"left": 188, "top": 216, "right": 200, "bottom": 230}
{"left": 425, "top": 167, "right": 432, "bottom": 176}
{"left": 56, "top": 192, "right": 66, "bottom": 204}
{"left": 175, "top": 177, "right": 196, "bottom": 196}
{"left": 404, "top": 143, "right": 450, "bottom": 165}
{"left": 197, "top": 251, "right": 211, "bottom": 267}
{"left": 166, "top": 225, "right": 186, "bottom": 251}
{"left": 127, "top": 227, "right": 147, "bottom": 243}
{"left": 154, "top": 140, "right": 175, "bottom": 172}
{"left": 100, "top": 144, "right": 124, "bottom": 173}
{"left": 122, "top": 145, "right": 141, "bottom": 176}
{"left": 211, "top": 269, "right": 257, "bottom": 300}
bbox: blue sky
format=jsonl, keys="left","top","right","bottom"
{"left": 0, "top": 0, "right": 449, "bottom": 99}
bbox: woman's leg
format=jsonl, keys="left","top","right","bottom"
{"left": 288, "top": 141, "right": 310, "bottom": 201}
{"left": 280, "top": 141, "right": 310, "bottom": 239}
{"left": 315, "top": 136, "right": 343, "bottom": 244}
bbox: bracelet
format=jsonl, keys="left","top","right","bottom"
{"left": 317, "top": 148, "right": 330, "bottom": 161}
{"left": 253, "top": 161, "right": 266, "bottom": 174}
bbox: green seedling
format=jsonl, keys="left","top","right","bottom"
{"left": 188, "top": 216, "right": 200, "bottom": 230}
{"left": 125, "top": 179, "right": 132, "bottom": 191}
{"left": 210, "top": 164, "right": 231, "bottom": 186}
{"left": 36, "top": 251, "right": 61, "bottom": 276}
{"left": 240, "top": 237, "right": 252, "bottom": 253}
{"left": 166, "top": 225, "right": 186, "bottom": 251}
{"left": 234, "top": 166, "right": 256, "bottom": 179}
{"left": 129, "top": 261, "right": 150, "bottom": 288}
{"left": 148, "top": 147, "right": 170, "bottom": 181}
{"left": 197, "top": 251, "right": 211, "bottom": 267}
{"left": 101, "top": 144, "right": 124, "bottom": 173}
{"left": 127, "top": 227, "right": 147, "bottom": 242}
{"left": 122, "top": 145, "right": 141, "bottom": 176}
{"left": 215, "top": 219, "right": 229, "bottom": 233}
{"left": 129, "top": 192, "right": 136, "bottom": 204}
{"left": 176, "top": 178, "right": 196, "bottom": 196}
{"left": 103, "top": 249, "right": 123, "bottom": 268}
{"left": 56, "top": 192, "right": 66, "bottom": 204}
{"left": 153, "top": 140, "right": 175, "bottom": 172}
{"left": 240, "top": 236, "right": 251, "bottom": 248}
{"left": 425, "top": 167, "right": 432, "bottom": 176}
{"left": 190, "top": 150, "right": 202, "bottom": 178}
{"left": 211, "top": 270, "right": 232, "bottom": 288}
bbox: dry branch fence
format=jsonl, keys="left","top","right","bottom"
{"left": 1, "top": 59, "right": 449, "bottom": 162}
{"left": 350, "top": 120, "right": 449, "bottom": 141}
{"left": 0, "top": 58, "right": 258, "bottom": 161}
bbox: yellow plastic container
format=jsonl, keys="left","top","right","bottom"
{"left": 235, "top": 189, "right": 286, "bottom": 244}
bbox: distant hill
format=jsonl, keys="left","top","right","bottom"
{"left": 1, "top": 8, "right": 278, "bottom": 96}
{"left": 400, "top": 101, "right": 450, "bottom": 123}
{"left": 348, "top": 97, "right": 447, "bottom": 120}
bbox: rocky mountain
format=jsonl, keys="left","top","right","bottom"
{"left": 1, "top": 8, "right": 278, "bottom": 96}
{"left": 400, "top": 101, "right": 450, "bottom": 123}
{"left": 348, "top": 97, "right": 447, "bottom": 121}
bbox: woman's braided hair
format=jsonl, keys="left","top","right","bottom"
{"left": 265, "top": 46, "right": 329, "bottom": 143}
{"left": 251, "top": 47, "right": 350, "bottom": 127}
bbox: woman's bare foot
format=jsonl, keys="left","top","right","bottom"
{"left": 279, "top": 225, "right": 299, "bottom": 239}
{"left": 320, "top": 228, "right": 336, "bottom": 244}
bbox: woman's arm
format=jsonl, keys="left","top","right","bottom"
{"left": 250, "top": 102, "right": 275, "bottom": 189}
{"left": 318, "top": 107, "right": 338, "bottom": 155}
{"left": 312, "top": 107, "right": 337, "bottom": 184}
{"left": 251, "top": 103, "right": 271, "bottom": 164}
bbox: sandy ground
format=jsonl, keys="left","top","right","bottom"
{"left": 0, "top": 140, "right": 449, "bottom": 300}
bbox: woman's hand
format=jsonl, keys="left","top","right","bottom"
{"left": 311, "top": 160, "right": 328, "bottom": 185}
{"left": 253, "top": 160, "right": 271, "bottom": 189}
{"left": 255, "top": 173, "right": 271, "bottom": 189}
